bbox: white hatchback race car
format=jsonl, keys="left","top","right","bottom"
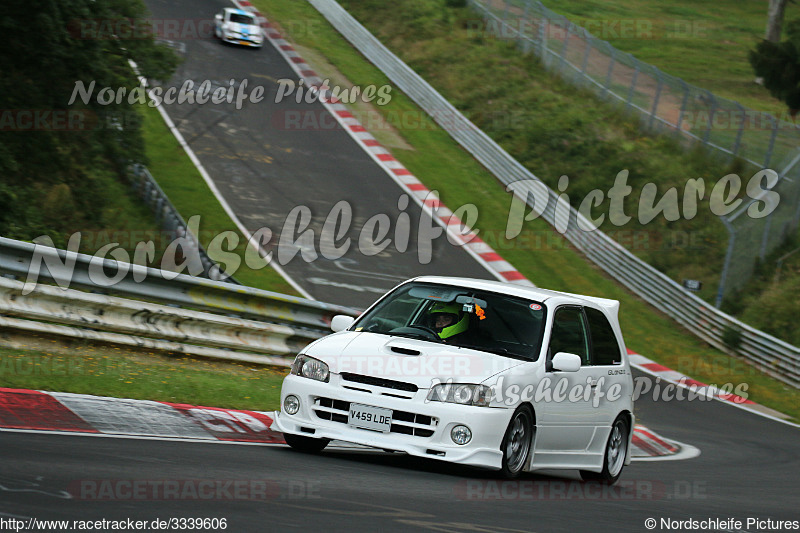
{"left": 272, "top": 276, "right": 635, "bottom": 483}
{"left": 214, "top": 8, "right": 263, "bottom": 48}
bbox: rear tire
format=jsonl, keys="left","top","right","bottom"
{"left": 580, "top": 416, "right": 628, "bottom": 485}
{"left": 499, "top": 406, "right": 534, "bottom": 479}
{"left": 283, "top": 433, "right": 330, "bottom": 454}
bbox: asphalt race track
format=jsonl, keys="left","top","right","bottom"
{"left": 2, "top": 0, "right": 796, "bottom": 531}
{"left": 2, "top": 372, "right": 798, "bottom": 532}
{"left": 142, "top": 0, "right": 495, "bottom": 309}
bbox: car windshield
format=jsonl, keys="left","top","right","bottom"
{"left": 229, "top": 13, "right": 255, "bottom": 25}
{"left": 352, "top": 282, "right": 546, "bottom": 361}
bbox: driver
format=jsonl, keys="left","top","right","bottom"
{"left": 428, "top": 302, "right": 469, "bottom": 341}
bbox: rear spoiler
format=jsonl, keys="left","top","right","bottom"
{"left": 559, "top": 292, "right": 620, "bottom": 319}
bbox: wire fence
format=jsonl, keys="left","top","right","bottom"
{"left": 469, "top": 0, "right": 800, "bottom": 301}
{"left": 309, "top": 0, "right": 800, "bottom": 387}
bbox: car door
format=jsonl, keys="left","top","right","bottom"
{"left": 581, "top": 306, "right": 630, "bottom": 451}
{"left": 536, "top": 306, "right": 600, "bottom": 453}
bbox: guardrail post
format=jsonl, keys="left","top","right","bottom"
{"left": 518, "top": 0, "right": 533, "bottom": 53}
{"left": 537, "top": 5, "right": 548, "bottom": 62}
{"left": 760, "top": 210, "right": 775, "bottom": 261}
{"left": 580, "top": 28, "right": 591, "bottom": 77}
{"left": 604, "top": 46, "right": 616, "bottom": 96}
{"left": 648, "top": 68, "right": 663, "bottom": 130}
{"left": 702, "top": 90, "right": 716, "bottom": 145}
{"left": 676, "top": 79, "right": 689, "bottom": 134}
{"left": 559, "top": 19, "right": 571, "bottom": 72}
{"left": 793, "top": 170, "right": 800, "bottom": 228}
{"left": 715, "top": 217, "right": 736, "bottom": 308}
{"left": 732, "top": 101, "right": 745, "bottom": 158}
{"left": 625, "top": 55, "right": 639, "bottom": 110}
{"left": 764, "top": 115, "right": 778, "bottom": 168}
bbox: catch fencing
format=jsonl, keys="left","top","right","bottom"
{"left": 308, "top": 0, "right": 800, "bottom": 387}
{"left": 468, "top": 0, "right": 800, "bottom": 301}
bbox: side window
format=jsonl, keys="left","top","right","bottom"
{"left": 549, "top": 307, "right": 590, "bottom": 365}
{"left": 585, "top": 307, "right": 622, "bottom": 366}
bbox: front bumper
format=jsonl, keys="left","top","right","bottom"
{"left": 272, "top": 373, "right": 514, "bottom": 469}
{"left": 221, "top": 33, "right": 263, "bottom": 47}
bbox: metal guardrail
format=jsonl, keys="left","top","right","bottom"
{"left": 308, "top": 0, "right": 800, "bottom": 388}
{"left": 0, "top": 276, "right": 299, "bottom": 366}
{"left": 467, "top": 0, "right": 800, "bottom": 304}
{"left": 0, "top": 237, "right": 359, "bottom": 361}
{"left": 129, "top": 163, "right": 237, "bottom": 284}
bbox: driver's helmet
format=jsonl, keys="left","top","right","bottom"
{"left": 428, "top": 302, "right": 469, "bottom": 339}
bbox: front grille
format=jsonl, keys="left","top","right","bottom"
{"left": 313, "top": 397, "right": 437, "bottom": 438}
{"left": 340, "top": 373, "right": 418, "bottom": 393}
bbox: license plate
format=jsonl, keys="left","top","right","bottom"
{"left": 348, "top": 403, "right": 392, "bottom": 432}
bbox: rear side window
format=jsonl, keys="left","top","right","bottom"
{"left": 585, "top": 307, "right": 621, "bottom": 365}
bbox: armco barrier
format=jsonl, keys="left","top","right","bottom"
{"left": 0, "top": 236, "right": 359, "bottom": 353}
{"left": 0, "top": 276, "right": 307, "bottom": 365}
{"left": 129, "top": 163, "right": 236, "bottom": 284}
{"left": 307, "top": 0, "right": 800, "bottom": 388}
{"left": 0, "top": 237, "right": 359, "bottom": 330}
{"left": 0, "top": 278, "right": 312, "bottom": 363}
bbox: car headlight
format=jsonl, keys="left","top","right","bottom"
{"left": 427, "top": 383, "right": 491, "bottom": 407}
{"left": 291, "top": 354, "right": 330, "bottom": 383}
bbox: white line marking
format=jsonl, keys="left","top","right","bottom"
{"left": 130, "top": 58, "right": 313, "bottom": 300}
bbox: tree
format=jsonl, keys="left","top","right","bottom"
{"left": 0, "top": 0, "right": 179, "bottom": 243}
{"left": 766, "top": 0, "right": 791, "bottom": 42}
{"left": 749, "top": 19, "right": 800, "bottom": 116}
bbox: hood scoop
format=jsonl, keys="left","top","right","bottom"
{"left": 390, "top": 345, "right": 421, "bottom": 356}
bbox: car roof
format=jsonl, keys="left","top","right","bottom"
{"left": 223, "top": 7, "right": 255, "bottom": 18}
{"left": 409, "top": 276, "right": 620, "bottom": 316}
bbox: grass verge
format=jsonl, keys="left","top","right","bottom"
{"left": 4, "top": 1, "right": 797, "bottom": 420}
{"left": 535, "top": 0, "right": 796, "bottom": 116}
{"left": 0, "top": 340, "right": 286, "bottom": 411}
{"left": 140, "top": 104, "right": 299, "bottom": 295}
{"left": 250, "top": 0, "right": 800, "bottom": 422}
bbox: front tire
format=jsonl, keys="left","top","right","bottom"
{"left": 580, "top": 416, "right": 629, "bottom": 485}
{"left": 499, "top": 406, "right": 534, "bottom": 479}
{"left": 283, "top": 433, "right": 330, "bottom": 454}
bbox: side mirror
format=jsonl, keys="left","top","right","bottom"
{"left": 551, "top": 352, "right": 581, "bottom": 372}
{"left": 215, "top": 13, "right": 223, "bottom": 22}
{"left": 331, "top": 315, "right": 356, "bottom": 333}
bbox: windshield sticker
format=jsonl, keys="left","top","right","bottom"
{"left": 530, "top": 304, "right": 542, "bottom": 311}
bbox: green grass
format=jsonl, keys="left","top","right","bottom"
{"left": 535, "top": 0, "right": 798, "bottom": 117}
{"left": 140, "top": 104, "right": 299, "bottom": 295}
{"left": 0, "top": 342, "right": 286, "bottom": 411}
{"left": 5, "top": 0, "right": 798, "bottom": 420}
{"left": 247, "top": 0, "right": 800, "bottom": 421}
